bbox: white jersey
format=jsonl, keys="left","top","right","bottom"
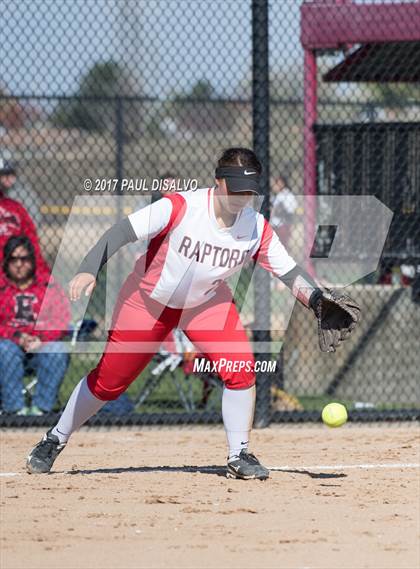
{"left": 128, "top": 187, "right": 296, "bottom": 309}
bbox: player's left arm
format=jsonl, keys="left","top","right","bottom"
{"left": 253, "top": 219, "right": 361, "bottom": 352}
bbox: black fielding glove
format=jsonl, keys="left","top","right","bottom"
{"left": 309, "top": 288, "right": 361, "bottom": 353}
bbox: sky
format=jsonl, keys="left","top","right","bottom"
{"left": 1, "top": 0, "right": 303, "bottom": 99}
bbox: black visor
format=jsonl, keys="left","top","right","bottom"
{"left": 215, "top": 166, "right": 261, "bottom": 195}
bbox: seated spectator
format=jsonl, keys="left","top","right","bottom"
{"left": 0, "top": 236, "right": 71, "bottom": 415}
{"left": 0, "top": 159, "right": 50, "bottom": 275}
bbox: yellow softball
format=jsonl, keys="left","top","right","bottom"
{"left": 322, "top": 403, "right": 348, "bottom": 428}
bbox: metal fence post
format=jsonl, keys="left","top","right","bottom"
{"left": 252, "top": 0, "right": 272, "bottom": 428}
{"left": 115, "top": 96, "right": 124, "bottom": 190}
{"left": 115, "top": 96, "right": 125, "bottom": 291}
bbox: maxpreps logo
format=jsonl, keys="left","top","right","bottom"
{"left": 193, "top": 358, "right": 277, "bottom": 374}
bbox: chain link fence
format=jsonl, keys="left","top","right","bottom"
{"left": 0, "top": 0, "right": 419, "bottom": 427}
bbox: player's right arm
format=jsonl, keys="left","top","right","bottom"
{"left": 69, "top": 198, "right": 173, "bottom": 301}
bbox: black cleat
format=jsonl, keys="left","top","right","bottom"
{"left": 226, "top": 449, "right": 270, "bottom": 480}
{"left": 26, "top": 429, "right": 66, "bottom": 474}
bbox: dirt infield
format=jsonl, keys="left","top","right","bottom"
{"left": 1, "top": 425, "right": 419, "bottom": 569}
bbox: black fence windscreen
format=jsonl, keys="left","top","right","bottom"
{"left": 0, "top": 1, "right": 419, "bottom": 428}
{"left": 314, "top": 123, "right": 420, "bottom": 262}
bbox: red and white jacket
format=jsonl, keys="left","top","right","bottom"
{"left": 0, "top": 195, "right": 50, "bottom": 276}
{"left": 127, "top": 187, "right": 297, "bottom": 309}
{"left": 0, "top": 274, "right": 71, "bottom": 343}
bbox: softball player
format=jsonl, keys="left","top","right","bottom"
{"left": 26, "top": 147, "right": 360, "bottom": 480}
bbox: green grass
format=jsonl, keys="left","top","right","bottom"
{"left": 298, "top": 396, "right": 354, "bottom": 412}
{"left": 57, "top": 355, "right": 224, "bottom": 413}
{"left": 54, "top": 355, "right": 418, "bottom": 415}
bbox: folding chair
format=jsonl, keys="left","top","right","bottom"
{"left": 133, "top": 329, "right": 223, "bottom": 412}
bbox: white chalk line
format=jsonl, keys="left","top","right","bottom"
{"left": 268, "top": 463, "right": 420, "bottom": 471}
{"left": 1, "top": 462, "right": 419, "bottom": 478}
{"left": 0, "top": 472, "right": 21, "bottom": 477}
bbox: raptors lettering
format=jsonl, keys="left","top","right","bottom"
{"left": 178, "top": 235, "right": 250, "bottom": 269}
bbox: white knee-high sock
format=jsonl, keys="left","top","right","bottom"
{"left": 222, "top": 384, "right": 256, "bottom": 459}
{"left": 51, "top": 377, "right": 106, "bottom": 443}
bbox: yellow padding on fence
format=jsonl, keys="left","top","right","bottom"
{"left": 40, "top": 205, "right": 134, "bottom": 216}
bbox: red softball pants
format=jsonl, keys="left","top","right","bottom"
{"left": 87, "top": 273, "right": 256, "bottom": 400}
